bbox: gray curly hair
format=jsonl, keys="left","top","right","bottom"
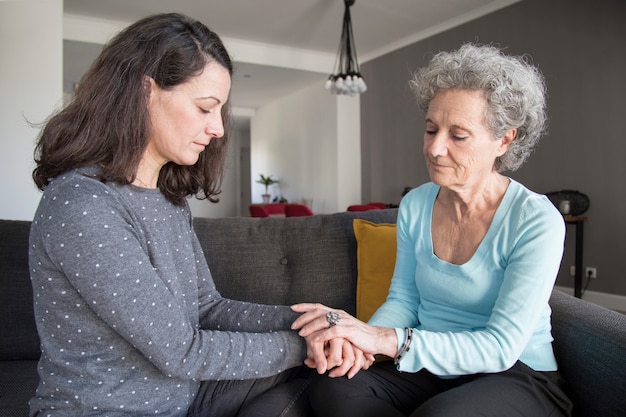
{"left": 409, "top": 43, "right": 547, "bottom": 172}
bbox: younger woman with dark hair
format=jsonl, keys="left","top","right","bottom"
{"left": 29, "top": 13, "right": 316, "bottom": 417}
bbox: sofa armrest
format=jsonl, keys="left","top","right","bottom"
{"left": 550, "top": 289, "right": 626, "bottom": 417}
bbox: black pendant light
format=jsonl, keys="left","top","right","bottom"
{"left": 325, "top": 0, "right": 367, "bottom": 96}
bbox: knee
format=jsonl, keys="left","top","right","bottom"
{"left": 308, "top": 374, "right": 339, "bottom": 406}
{"left": 308, "top": 374, "right": 355, "bottom": 415}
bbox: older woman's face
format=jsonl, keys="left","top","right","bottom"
{"left": 423, "top": 89, "right": 511, "bottom": 190}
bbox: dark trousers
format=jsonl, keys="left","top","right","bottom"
{"left": 309, "top": 360, "right": 572, "bottom": 417}
{"left": 187, "top": 366, "right": 314, "bottom": 417}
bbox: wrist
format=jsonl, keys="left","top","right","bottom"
{"left": 375, "top": 326, "right": 399, "bottom": 358}
{"left": 393, "top": 327, "right": 413, "bottom": 365}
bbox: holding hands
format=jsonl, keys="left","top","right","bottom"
{"left": 291, "top": 303, "right": 397, "bottom": 378}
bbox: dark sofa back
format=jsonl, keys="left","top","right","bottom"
{"left": 193, "top": 209, "right": 399, "bottom": 314}
{"left": 0, "top": 211, "right": 399, "bottom": 364}
{"left": 0, "top": 220, "right": 40, "bottom": 361}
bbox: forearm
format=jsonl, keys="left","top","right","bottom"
{"left": 200, "top": 298, "right": 299, "bottom": 332}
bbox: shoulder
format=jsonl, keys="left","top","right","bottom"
{"left": 32, "top": 169, "right": 138, "bottom": 236}
{"left": 398, "top": 182, "right": 438, "bottom": 213}
{"left": 508, "top": 180, "right": 560, "bottom": 216}
{"left": 400, "top": 182, "right": 437, "bottom": 207}
{"left": 396, "top": 182, "right": 438, "bottom": 233}
{"left": 505, "top": 179, "right": 564, "bottom": 236}
{"left": 38, "top": 170, "right": 119, "bottom": 213}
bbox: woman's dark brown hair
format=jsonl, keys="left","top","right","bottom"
{"left": 33, "top": 13, "right": 233, "bottom": 206}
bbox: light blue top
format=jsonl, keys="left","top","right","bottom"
{"left": 369, "top": 180, "right": 565, "bottom": 376}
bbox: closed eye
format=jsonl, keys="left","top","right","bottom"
{"left": 196, "top": 95, "right": 221, "bottom": 114}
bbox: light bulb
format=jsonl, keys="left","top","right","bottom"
{"left": 357, "top": 77, "right": 367, "bottom": 93}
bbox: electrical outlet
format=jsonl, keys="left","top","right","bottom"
{"left": 570, "top": 265, "right": 576, "bottom": 276}
{"left": 585, "top": 267, "right": 597, "bottom": 279}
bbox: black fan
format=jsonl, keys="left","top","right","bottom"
{"left": 545, "top": 190, "right": 590, "bottom": 216}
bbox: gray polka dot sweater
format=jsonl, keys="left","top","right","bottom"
{"left": 28, "top": 169, "right": 307, "bottom": 416}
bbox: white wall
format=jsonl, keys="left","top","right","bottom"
{"left": 0, "top": 8, "right": 243, "bottom": 221}
{"left": 0, "top": 9, "right": 359, "bottom": 220}
{"left": 0, "top": 0, "right": 63, "bottom": 220}
{"left": 336, "top": 95, "right": 362, "bottom": 212}
{"left": 250, "top": 84, "right": 361, "bottom": 214}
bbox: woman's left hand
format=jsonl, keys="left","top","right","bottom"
{"left": 291, "top": 303, "right": 396, "bottom": 373}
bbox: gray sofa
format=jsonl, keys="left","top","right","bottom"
{"left": 1, "top": 211, "right": 625, "bottom": 417}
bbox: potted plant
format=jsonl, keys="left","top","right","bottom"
{"left": 256, "top": 174, "right": 279, "bottom": 204}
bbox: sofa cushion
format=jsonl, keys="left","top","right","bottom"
{"left": 353, "top": 219, "right": 396, "bottom": 322}
{"left": 194, "top": 210, "right": 398, "bottom": 315}
{"left": 0, "top": 220, "right": 40, "bottom": 361}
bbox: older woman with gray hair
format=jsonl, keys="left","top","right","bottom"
{"left": 292, "top": 43, "right": 573, "bottom": 416}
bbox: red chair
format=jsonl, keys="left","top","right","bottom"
{"left": 367, "top": 202, "right": 388, "bottom": 209}
{"left": 264, "top": 203, "right": 287, "bottom": 216}
{"left": 285, "top": 204, "right": 314, "bottom": 217}
{"left": 347, "top": 204, "right": 382, "bottom": 212}
{"left": 249, "top": 205, "right": 269, "bottom": 217}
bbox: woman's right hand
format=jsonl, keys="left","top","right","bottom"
{"left": 302, "top": 336, "right": 373, "bottom": 378}
{"left": 333, "top": 340, "right": 374, "bottom": 379}
{"left": 292, "top": 303, "right": 397, "bottom": 374}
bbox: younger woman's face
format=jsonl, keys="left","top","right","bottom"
{"left": 145, "top": 61, "right": 231, "bottom": 168}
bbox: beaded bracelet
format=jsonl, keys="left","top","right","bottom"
{"left": 394, "top": 327, "right": 413, "bottom": 366}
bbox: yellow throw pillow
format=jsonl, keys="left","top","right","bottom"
{"left": 353, "top": 219, "right": 397, "bottom": 322}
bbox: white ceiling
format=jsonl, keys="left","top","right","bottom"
{"left": 63, "top": 0, "right": 519, "bottom": 112}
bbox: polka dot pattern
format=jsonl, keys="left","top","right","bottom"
{"left": 28, "top": 169, "right": 306, "bottom": 416}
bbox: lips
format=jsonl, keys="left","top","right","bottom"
{"left": 429, "top": 159, "right": 446, "bottom": 168}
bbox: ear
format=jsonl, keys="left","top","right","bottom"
{"left": 143, "top": 75, "right": 155, "bottom": 95}
{"left": 497, "top": 128, "right": 516, "bottom": 156}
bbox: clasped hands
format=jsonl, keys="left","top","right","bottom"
{"left": 291, "top": 303, "right": 397, "bottom": 379}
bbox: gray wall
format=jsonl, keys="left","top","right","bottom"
{"left": 360, "top": 0, "right": 626, "bottom": 296}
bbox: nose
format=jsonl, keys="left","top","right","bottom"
{"left": 424, "top": 132, "right": 448, "bottom": 158}
{"left": 205, "top": 114, "right": 225, "bottom": 139}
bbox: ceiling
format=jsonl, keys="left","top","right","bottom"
{"left": 63, "top": 0, "right": 519, "bottom": 112}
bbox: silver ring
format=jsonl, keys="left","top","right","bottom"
{"left": 326, "top": 311, "right": 341, "bottom": 326}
